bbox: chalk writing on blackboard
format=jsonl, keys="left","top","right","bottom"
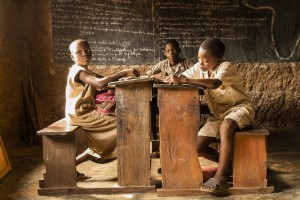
{"left": 51, "top": 0, "right": 300, "bottom": 64}
{"left": 52, "top": 0, "right": 154, "bottom": 64}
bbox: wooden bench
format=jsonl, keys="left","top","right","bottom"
{"left": 38, "top": 117, "right": 155, "bottom": 195}
{"left": 37, "top": 78, "right": 155, "bottom": 195}
{"left": 229, "top": 127, "right": 274, "bottom": 194}
{"left": 37, "top": 118, "right": 80, "bottom": 194}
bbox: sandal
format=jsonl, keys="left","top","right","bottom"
{"left": 201, "top": 166, "right": 218, "bottom": 183}
{"left": 77, "top": 171, "right": 91, "bottom": 181}
{"left": 200, "top": 178, "right": 229, "bottom": 195}
{"left": 91, "top": 157, "right": 117, "bottom": 164}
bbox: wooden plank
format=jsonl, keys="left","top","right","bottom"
{"left": 0, "top": 136, "right": 12, "bottom": 179}
{"left": 233, "top": 134, "right": 267, "bottom": 188}
{"left": 38, "top": 186, "right": 156, "bottom": 196}
{"left": 43, "top": 134, "right": 77, "bottom": 188}
{"left": 236, "top": 128, "right": 269, "bottom": 135}
{"left": 157, "top": 188, "right": 206, "bottom": 196}
{"left": 154, "top": 83, "right": 204, "bottom": 90}
{"left": 37, "top": 118, "right": 80, "bottom": 135}
{"left": 109, "top": 77, "right": 153, "bottom": 86}
{"left": 158, "top": 87, "right": 203, "bottom": 190}
{"left": 228, "top": 186, "right": 274, "bottom": 194}
{"left": 115, "top": 80, "right": 152, "bottom": 186}
{"left": 157, "top": 186, "right": 274, "bottom": 196}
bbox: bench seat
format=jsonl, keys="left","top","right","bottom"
{"left": 37, "top": 118, "right": 80, "bottom": 193}
{"left": 233, "top": 127, "right": 271, "bottom": 190}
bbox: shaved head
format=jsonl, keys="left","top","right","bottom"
{"left": 69, "top": 39, "right": 90, "bottom": 54}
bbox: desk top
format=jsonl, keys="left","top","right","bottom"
{"left": 153, "top": 83, "right": 204, "bottom": 90}
{"left": 109, "top": 76, "right": 153, "bottom": 86}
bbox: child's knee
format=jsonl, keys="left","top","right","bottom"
{"left": 197, "top": 136, "right": 216, "bottom": 152}
{"left": 220, "top": 118, "right": 238, "bottom": 134}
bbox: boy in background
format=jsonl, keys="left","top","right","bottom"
{"left": 146, "top": 39, "right": 193, "bottom": 82}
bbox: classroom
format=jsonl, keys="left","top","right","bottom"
{"left": 0, "top": 0, "right": 299, "bottom": 199}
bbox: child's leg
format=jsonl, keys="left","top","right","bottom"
{"left": 213, "top": 118, "right": 238, "bottom": 182}
{"left": 76, "top": 149, "right": 95, "bottom": 166}
{"left": 197, "top": 136, "right": 219, "bottom": 163}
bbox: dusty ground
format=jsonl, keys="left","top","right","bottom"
{"left": 0, "top": 128, "right": 300, "bottom": 200}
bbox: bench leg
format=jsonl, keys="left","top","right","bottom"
{"left": 42, "top": 134, "right": 76, "bottom": 188}
{"left": 233, "top": 134, "right": 267, "bottom": 188}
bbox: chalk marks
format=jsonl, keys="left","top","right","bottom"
{"left": 242, "top": 0, "right": 300, "bottom": 60}
{"left": 51, "top": 0, "right": 299, "bottom": 64}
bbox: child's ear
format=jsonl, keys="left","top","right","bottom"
{"left": 70, "top": 54, "right": 75, "bottom": 61}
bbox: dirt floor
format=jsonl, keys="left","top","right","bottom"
{"left": 0, "top": 127, "right": 300, "bottom": 200}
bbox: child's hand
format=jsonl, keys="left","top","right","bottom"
{"left": 122, "top": 68, "right": 140, "bottom": 78}
{"left": 159, "top": 71, "right": 168, "bottom": 77}
{"left": 166, "top": 75, "right": 181, "bottom": 84}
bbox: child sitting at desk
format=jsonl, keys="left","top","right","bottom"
{"left": 65, "top": 39, "right": 140, "bottom": 180}
{"left": 146, "top": 39, "right": 193, "bottom": 140}
{"left": 166, "top": 38, "right": 255, "bottom": 193}
{"left": 145, "top": 39, "right": 193, "bottom": 82}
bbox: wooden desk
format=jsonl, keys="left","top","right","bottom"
{"left": 154, "top": 84, "right": 273, "bottom": 196}
{"left": 37, "top": 78, "right": 155, "bottom": 195}
{"left": 109, "top": 78, "right": 155, "bottom": 190}
{"left": 154, "top": 84, "right": 205, "bottom": 196}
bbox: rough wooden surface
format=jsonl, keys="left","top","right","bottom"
{"left": 37, "top": 118, "right": 80, "bottom": 136}
{"left": 114, "top": 80, "right": 152, "bottom": 186}
{"left": 233, "top": 133, "right": 267, "bottom": 188}
{"left": 109, "top": 77, "right": 153, "bottom": 86}
{"left": 38, "top": 186, "right": 156, "bottom": 196}
{"left": 153, "top": 83, "right": 204, "bottom": 90}
{"left": 157, "top": 86, "right": 203, "bottom": 191}
{"left": 236, "top": 127, "right": 269, "bottom": 135}
{"left": 43, "top": 134, "right": 77, "bottom": 188}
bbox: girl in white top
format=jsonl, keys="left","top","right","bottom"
{"left": 66, "top": 39, "right": 139, "bottom": 180}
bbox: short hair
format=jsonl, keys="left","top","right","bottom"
{"left": 200, "top": 38, "right": 225, "bottom": 58}
{"left": 164, "top": 39, "right": 180, "bottom": 51}
{"left": 69, "top": 39, "right": 90, "bottom": 53}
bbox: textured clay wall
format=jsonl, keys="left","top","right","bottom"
{"left": 0, "top": 1, "right": 29, "bottom": 148}
{"left": 0, "top": 0, "right": 299, "bottom": 148}
{"left": 90, "top": 63, "right": 300, "bottom": 128}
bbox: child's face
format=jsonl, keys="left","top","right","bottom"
{"left": 163, "top": 43, "right": 180, "bottom": 65}
{"left": 198, "top": 47, "right": 219, "bottom": 72}
{"left": 70, "top": 42, "right": 92, "bottom": 66}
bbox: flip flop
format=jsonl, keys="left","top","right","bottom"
{"left": 200, "top": 178, "right": 229, "bottom": 195}
{"left": 91, "top": 157, "right": 117, "bottom": 164}
{"left": 201, "top": 166, "right": 218, "bottom": 182}
{"left": 77, "top": 171, "right": 91, "bottom": 181}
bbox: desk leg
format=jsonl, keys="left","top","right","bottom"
{"left": 157, "top": 88, "right": 204, "bottom": 196}
{"left": 115, "top": 81, "right": 153, "bottom": 187}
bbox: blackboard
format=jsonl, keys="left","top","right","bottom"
{"left": 52, "top": 0, "right": 300, "bottom": 64}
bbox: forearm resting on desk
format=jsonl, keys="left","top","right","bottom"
{"left": 167, "top": 75, "right": 222, "bottom": 89}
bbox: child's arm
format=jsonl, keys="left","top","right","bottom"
{"left": 167, "top": 75, "right": 222, "bottom": 89}
{"left": 149, "top": 71, "right": 168, "bottom": 82}
{"left": 78, "top": 69, "right": 140, "bottom": 89}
